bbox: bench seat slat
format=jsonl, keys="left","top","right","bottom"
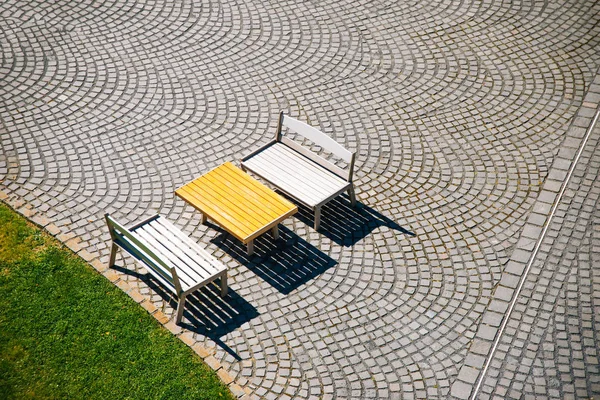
{"left": 243, "top": 143, "right": 349, "bottom": 207}
{"left": 245, "top": 147, "right": 336, "bottom": 200}
{"left": 254, "top": 143, "right": 348, "bottom": 191}
{"left": 140, "top": 221, "right": 224, "bottom": 279}
{"left": 245, "top": 155, "right": 331, "bottom": 207}
{"left": 113, "top": 234, "right": 177, "bottom": 291}
{"left": 150, "top": 218, "right": 226, "bottom": 272}
{"left": 134, "top": 227, "right": 212, "bottom": 292}
{"left": 270, "top": 144, "right": 349, "bottom": 190}
{"left": 149, "top": 217, "right": 226, "bottom": 275}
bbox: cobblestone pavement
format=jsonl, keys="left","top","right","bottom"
{"left": 477, "top": 104, "right": 600, "bottom": 398}
{"left": 1, "top": 0, "right": 599, "bottom": 399}
{"left": 450, "top": 75, "right": 600, "bottom": 399}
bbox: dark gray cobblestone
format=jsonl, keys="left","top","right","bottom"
{"left": 1, "top": 0, "right": 600, "bottom": 398}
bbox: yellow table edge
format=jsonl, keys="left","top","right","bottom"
{"left": 175, "top": 162, "right": 298, "bottom": 244}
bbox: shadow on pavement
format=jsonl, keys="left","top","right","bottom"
{"left": 111, "top": 264, "right": 258, "bottom": 361}
{"left": 212, "top": 225, "right": 337, "bottom": 295}
{"left": 293, "top": 194, "right": 415, "bottom": 246}
{"left": 180, "top": 284, "right": 259, "bottom": 361}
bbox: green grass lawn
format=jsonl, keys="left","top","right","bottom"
{"left": 0, "top": 203, "right": 235, "bottom": 400}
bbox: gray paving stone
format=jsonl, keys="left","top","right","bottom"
{"left": 2, "top": 0, "right": 600, "bottom": 398}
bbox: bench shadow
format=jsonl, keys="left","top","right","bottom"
{"left": 111, "top": 264, "right": 258, "bottom": 361}
{"left": 293, "top": 194, "right": 415, "bottom": 246}
{"left": 210, "top": 225, "right": 337, "bottom": 295}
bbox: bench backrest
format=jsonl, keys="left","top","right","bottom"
{"left": 105, "top": 214, "right": 182, "bottom": 294}
{"left": 276, "top": 112, "right": 356, "bottom": 182}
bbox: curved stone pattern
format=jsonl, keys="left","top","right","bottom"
{"left": 1, "top": 0, "right": 599, "bottom": 398}
{"left": 479, "top": 122, "right": 600, "bottom": 399}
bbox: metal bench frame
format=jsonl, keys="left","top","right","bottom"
{"left": 241, "top": 112, "right": 356, "bottom": 230}
{"left": 105, "top": 213, "right": 228, "bottom": 324}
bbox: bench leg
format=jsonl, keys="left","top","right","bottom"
{"left": 108, "top": 243, "right": 118, "bottom": 268}
{"left": 272, "top": 225, "right": 279, "bottom": 240}
{"left": 175, "top": 294, "right": 187, "bottom": 325}
{"left": 314, "top": 207, "right": 321, "bottom": 231}
{"left": 348, "top": 185, "right": 357, "bottom": 207}
{"left": 220, "top": 273, "right": 228, "bottom": 297}
{"left": 246, "top": 240, "right": 254, "bottom": 256}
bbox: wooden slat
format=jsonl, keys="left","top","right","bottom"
{"left": 142, "top": 220, "right": 222, "bottom": 279}
{"left": 114, "top": 236, "right": 177, "bottom": 291}
{"left": 243, "top": 144, "right": 349, "bottom": 206}
{"left": 134, "top": 227, "right": 201, "bottom": 291}
{"left": 203, "top": 169, "right": 280, "bottom": 224}
{"left": 185, "top": 180, "right": 264, "bottom": 237}
{"left": 280, "top": 136, "right": 350, "bottom": 181}
{"left": 247, "top": 144, "right": 345, "bottom": 194}
{"left": 191, "top": 177, "right": 269, "bottom": 230}
{"left": 282, "top": 115, "right": 353, "bottom": 163}
{"left": 136, "top": 225, "right": 224, "bottom": 294}
{"left": 150, "top": 217, "right": 226, "bottom": 274}
{"left": 221, "top": 162, "right": 296, "bottom": 209}
{"left": 269, "top": 144, "right": 347, "bottom": 190}
{"left": 215, "top": 162, "right": 295, "bottom": 215}
{"left": 106, "top": 216, "right": 175, "bottom": 285}
{"left": 138, "top": 224, "right": 200, "bottom": 275}
{"left": 175, "top": 162, "right": 297, "bottom": 243}
{"left": 176, "top": 185, "right": 251, "bottom": 241}
{"left": 244, "top": 159, "right": 322, "bottom": 206}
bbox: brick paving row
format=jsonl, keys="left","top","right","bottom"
{"left": 450, "top": 75, "right": 600, "bottom": 400}
{"left": 1, "top": 0, "right": 600, "bottom": 398}
{"left": 478, "top": 113, "right": 600, "bottom": 399}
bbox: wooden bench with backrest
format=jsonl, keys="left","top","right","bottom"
{"left": 241, "top": 112, "right": 357, "bottom": 230}
{"left": 105, "top": 213, "right": 228, "bottom": 325}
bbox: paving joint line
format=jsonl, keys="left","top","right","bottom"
{"left": 470, "top": 104, "right": 600, "bottom": 399}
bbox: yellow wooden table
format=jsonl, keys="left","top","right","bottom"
{"left": 175, "top": 162, "right": 298, "bottom": 255}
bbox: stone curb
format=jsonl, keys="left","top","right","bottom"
{"left": 450, "top": 69, "right": 600, "bottom": 400}
{"left": 0, "top": 193, "right": 252, "bottom": 399}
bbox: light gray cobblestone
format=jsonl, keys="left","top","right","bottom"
{"left": 452, "top": 70, "right": 600, "bottom": 398}
{"left": 2, "top": 0, "right": 600, "bottom": 398}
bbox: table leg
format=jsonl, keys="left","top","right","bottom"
{"left": 201, "top": 213, "right": 207, "bottom": 224}
{"left": 314, "top": 207, "right": 321, "bottom": 231}
{"left": 247, "top": 240, "right": 254, "bottom": 256}
{"left": 272, "top": 225, "right": 279, "bottom": 239}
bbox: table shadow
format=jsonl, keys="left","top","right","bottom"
{"left": 211, "top": 225, "right": 337, "bottom": 295}
{"left": 293, "top": 194, "right": 415, "bottom": 246}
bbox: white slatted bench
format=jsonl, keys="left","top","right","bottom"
{"left": 241, "top": 112, "right": 357, "bottom": 230}
{"left": 105, "top": 214, "right": 228, "bottom": 325}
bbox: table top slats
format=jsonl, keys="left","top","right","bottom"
{"left": 175, "top": 162, "right": 297, "bottom": 243}
{"left": 190, "top": 177, "right": 274, "bottom": 231}
{"left": 178, "top": 184, "right": 256, "bottom": 241}
{"left": 213, "top": 163, "right": 295, "bottom": 216}
{"left": 202, "top": 170, "right": 279, "bottom": 223}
